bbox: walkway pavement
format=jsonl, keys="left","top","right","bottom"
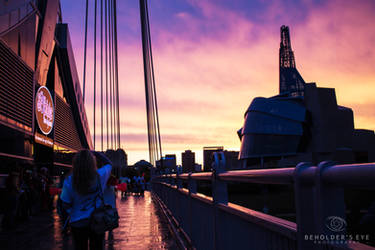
{"left": 0, "top": 191, "right": 178, "bottom": 250}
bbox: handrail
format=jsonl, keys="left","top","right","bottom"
{"left": 322, "top": 163, "right": 375, "bottom": 187}
{"left": 173, "top": 172, "right": 211, "bottom": 180}
{"left": 157, "top": 162, "right": 375, "bottom": 188}
{"left": 190, "top": 172, "right": 211, "bottom": 180}
{"left": 153, "top": 160, "right": 375, "bottom": 250}
{"left": 218, "top": 168, "right": 294, "bottom": 184}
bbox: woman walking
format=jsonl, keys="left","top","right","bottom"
{"left": 103, "top": 172, "right": 118, "bottom": 241}
{"left": 60, "top": 150, "right": 112, "bottom": 250}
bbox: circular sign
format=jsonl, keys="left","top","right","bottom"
{"left": 35, "top": 86, "right": 54, "bottom": 135}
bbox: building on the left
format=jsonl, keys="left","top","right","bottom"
{"left": 0, "top": 0, "right": 92, "bottom": 180}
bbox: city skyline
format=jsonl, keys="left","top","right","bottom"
{"left": 61, "top": 0, "right": 375, "bottom": 164}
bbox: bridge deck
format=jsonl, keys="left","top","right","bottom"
{"left": 0, "top": 191, "right": 178, "bottom": 250}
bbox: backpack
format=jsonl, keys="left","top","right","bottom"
{"left": 90, "top": 175, "right": 119, "bottom": 234}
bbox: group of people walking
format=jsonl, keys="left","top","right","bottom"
{"left": 1, "top": 166, "right": 53, "bottom": 229}
{"left": 2, "top": 149, "right": 148, "bottom": 250}
{"left": 117, "top": 174, "right": 146, "bottom": 197}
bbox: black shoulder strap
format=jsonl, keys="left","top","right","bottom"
{"left": 96, "top": 174, "right": 104, "bottom": 194}
{"left": 93, "top": 174, "right": 105, "bottom": 208}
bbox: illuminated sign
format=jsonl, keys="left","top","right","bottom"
{"left": 35, "top": 86, "right": 54, "bottom": 135}
{"left": 35, "top": 132, "right": 53, "bottom": 147}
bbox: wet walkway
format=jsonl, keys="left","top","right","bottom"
{"left": 0, "top": 191, "right": 178, "bottom": 250}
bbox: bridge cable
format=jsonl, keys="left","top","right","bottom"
{"left": 107, "top": 0, "right": 111, "bottom": 149}
{"left": 82, "top": 0, "right": 89, "bottom": 103}
{"left": 82, "top": 0, "right": 121, "bottom": 151}
{"left": 140, "top": 0, "right": 152, "bottom": 163}
{"left": 108, "top": 0, "right": 113, "bottom": 148}
{"left": 114, "top": 0, "right": 121, "bottom": 148}
{"left": 139, "top": 0, "right": 163, "bottom": 167}
{"left": 100, "top": 0, "right": 104, "bottom": 151}
{"left": 111, "top": 0, "right": 115, "bottom": 149}
{"left": 93, "top": 0, "right": 97, "bottom": 149}
{"left": 146, "top": 0, "right": 163, "bottom": 164}
{"left": 111, "top": 0, "right": 117, "bottom": 149}
{"left": 105, "top": 0, "right": 109, "bottom": 149}
{"left": 112, "top": 0, "right": 118, "bottom": 149}
{"left": 110, "top": 0, "right": 115, "bottom": 149}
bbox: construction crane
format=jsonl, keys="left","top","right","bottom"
{"left": 279, "top": 25, "right": 305, "bottom": 97}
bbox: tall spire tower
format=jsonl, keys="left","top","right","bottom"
{"left": 279, "top": 25, "right": 305, "bottom": 96}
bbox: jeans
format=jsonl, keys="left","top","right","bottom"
{"left": 71, "top": 226, "right": 105, "bottom": 250}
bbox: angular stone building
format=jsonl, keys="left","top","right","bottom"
{"left": 238, "top": 25, "right": 375, "bottom": 168}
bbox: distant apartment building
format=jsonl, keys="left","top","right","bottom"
{"left": 156, "top": 154, "right": 177, "bottom": 173}
{"left": 223, "top": 150, "right": 240, "bottom": 170}
{"left": 194, "top": 163, "right": 202, "bottom": 172}
{"left": 165, "top": 154, "right": 177, "bottom": 168}
{"left": 203, "top": 146, "right": 224, "bottom": 171}
{"left": 182, "top": 150, "right": 195, "bottom": 173}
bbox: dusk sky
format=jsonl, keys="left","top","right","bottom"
{"left": 61, "top": 0, "right": 375, "bottom": 165}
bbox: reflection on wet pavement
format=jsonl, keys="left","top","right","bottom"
{"left": 109, "top": 191, "right": 177, "bottom": 250}
{"left": 0, "top": 191, "right": 178, "bottom": 250}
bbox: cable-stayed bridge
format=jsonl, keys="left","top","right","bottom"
{"left": 0, "top": 1, "right": 374, "bottom": 250}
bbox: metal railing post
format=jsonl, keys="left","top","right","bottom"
{"left": 164, "top": 175, "right": 170, "bottom": 209}
{"left": 294, "top": 162, "right": 318, "bottom": 250}
{"left": 315, "top": 161, "right": 347, "bottom": 248}
{"left": 176, "top": 173, "right": 182, "bottom": 189}
{"left": 188, "top": 172, "right": 197, "bottom": 194}
{"left": 212, "top": 152, "right": 228, "bottom": 204}
{"left": 188, "top": 172, "right": 197, "bottom": 243}
{"left": 167, "top": 174, "right": 172, "bottom": 185}
{"left": 175, "top": 173, "right": 182, "bottom": 224}
{"left": 169, "top": 174, "right": 174, "bottom": 210}
{"left": 165, "top": 174, "right": 169, "bottom": 183}
{"left": 212, "top": 152, "right": 228, "bottom": 250}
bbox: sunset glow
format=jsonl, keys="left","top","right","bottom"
{"left": 61, "top": 0, "right": 375, "bottom": 164}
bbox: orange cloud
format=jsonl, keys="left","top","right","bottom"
{"left": 66, "top": 0, "right": 375, "bottom": 164}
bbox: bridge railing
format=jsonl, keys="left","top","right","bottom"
{"left": 152, "top": 152, "right": 375, "bottom": 250}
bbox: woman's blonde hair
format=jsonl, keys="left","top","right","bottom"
{"left": 72, "top": 149, "right": 97, "bottom": 195}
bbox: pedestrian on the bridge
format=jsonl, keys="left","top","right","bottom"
{"left": 60, "top": 150, "right": 112, "bottom": 250}
{"left": 103, "top": 173, "right": 118, "bottom": 241}
{"left": 133, "top": 174, "right": 142, "bottom": 195}
{"left": 117, "top": 177, "right": 128, "bottom": 197}
{"left": 39, "top": 167, "right": 53, "bottom": 211}
{"left": 140, "top": 173, "right": 145, "bottom": 195}
{"left": 2, "top": 172, "right": 20, "bottom": 229}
